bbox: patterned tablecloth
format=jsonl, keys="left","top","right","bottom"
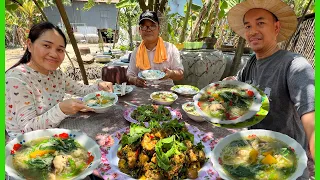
{"left": 59, "top": 84, "right": 238, "bottom": 179}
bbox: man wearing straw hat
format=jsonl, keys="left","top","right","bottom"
{"left": 227, "top": 0, "right": 314, "bottom": 178}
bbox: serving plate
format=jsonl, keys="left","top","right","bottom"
{"left": 123, "top": 105, "right": 182, "bottom": 126}
{"left": 96, "top": 124, "right": 220, "bottom": 180}
{"left": 171, "top": 85, "right": 200, "bottom": 96}
{"left": 113, "top": 84, "right": 134, "bottom": 96}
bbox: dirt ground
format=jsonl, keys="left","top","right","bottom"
{"left": 5, "top": 43, "right": 112, "bottom": 71}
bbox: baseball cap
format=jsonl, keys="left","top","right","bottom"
{"left": 139, "top": 10, "right": 159, "bottom": 24}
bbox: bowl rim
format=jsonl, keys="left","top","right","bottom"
{"left": 150, "top": 91, "right": 178, "bottom": 102}
{"left": 211, "top": 129, "right": 308, "bottom": 180}
{"left": 83, "top": 91, "right": 118, "bottom": 109}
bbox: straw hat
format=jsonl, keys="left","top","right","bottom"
{"left": 227, "top": 0, "right": 297, "bottom": 42}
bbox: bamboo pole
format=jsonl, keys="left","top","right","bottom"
{"left": 54, "top": 0, "right": 88, "bottom": 85}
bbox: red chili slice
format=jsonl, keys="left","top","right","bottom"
{"left": 247, "top": 90, "right": 254, "bottom": 97}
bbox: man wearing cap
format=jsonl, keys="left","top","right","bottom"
{"left": 127, "top": 10, "right": 184, "bottom": 87}
{"left": 226, "top": 0, "right": 314, "bottom": 178}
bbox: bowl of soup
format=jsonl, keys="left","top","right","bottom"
{"left": 212, "top": 129, "right": 307, "bottom": 180}
{"left": 150, "top": 91, "right": 178, "bottom": 105}
{"left": 83, "top": 91, "right": 118, "bottom": 113}
{"left": 5, "top": 128, "right": 101, "bottom": 180}
{"left": 182, "top": 102, "right": 205, "bottom": 122}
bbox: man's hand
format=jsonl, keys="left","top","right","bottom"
{"left": 161, "top": 68, "right": 183, "bottom": 81}
{"left": 161, "top": 68, "right": 173, "bottom": 80}
{"left": 128, "top": 76, "right": 146, "bottom": 87}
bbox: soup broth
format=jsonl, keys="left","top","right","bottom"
{"left": 220, "top": 136, "right": 297, "bottom": 180}
{"left": 12, "top": 135, "right": 92, "bottom": 180}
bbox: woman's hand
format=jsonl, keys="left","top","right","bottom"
{"left": 59, "top": 99, "right": 94, "bottom": 115}
{"left": 98, "top": 81, "right": 113, "bottom": 92}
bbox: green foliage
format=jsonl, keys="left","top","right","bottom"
{"left": 83, "top": 0, "right": 96, "bottom": 11}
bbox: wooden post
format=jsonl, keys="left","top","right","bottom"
{"left": 229, "top": 37, "right": 245, "bottom": 76}
{"left": 54, "top": 0, "right": 89, "bottom": 85}
{"left": 113, "top": 9, "right": 119, "bottom": 49}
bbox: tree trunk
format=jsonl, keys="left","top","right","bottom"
{"left": 159, "top": 0, "right": 168, "bottom": 13}
{"left": 31, "top": 0, "right": 48, "bottom": 22}
{"left": 138, "top": 0, "right": 148, "bottom": 11}
{"left": 158, "top": 11, "right": 169, "bottom": 41}
{"left": 126, "top": 10, "right": 134, "bottom": 50}
{"left": 154, "top": 0, "right": 159, "bottom": 12}
{"left": 55, "top": 0, "right": 88, "bottom": 85}
{"left": 179, "top": 0, "right": 192, "bottom": 43}
{"left": 203, "top": 0, "right": 219, "bottom": 37}
{"left": 113, "top": 9, "right": 120, "bottom": 49}
{"left": 229, "top": 37, "right": 245, "bottom": 76}
{"left": 189, "top": 0, "right": 210, "bottom": 41}
{"left": 148, "top": 0, "right": 154, "bottom": 10}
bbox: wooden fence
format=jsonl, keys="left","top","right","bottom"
{"left": 215, "top": 13, "right": 315, "bottom": 69}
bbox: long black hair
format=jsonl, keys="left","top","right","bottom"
{"left": 8, "top": 22, "right": 67, "bottom": 71}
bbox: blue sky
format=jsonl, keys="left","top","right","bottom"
{"left": 168, "top": 0, "right": 203, "bottom": 16}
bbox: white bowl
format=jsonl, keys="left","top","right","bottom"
{"left": 193, "top": 80, "right": 262, "bottom": 124}
{"left": 212, "top": 129, "right": 308, "bottom": 180}
{"left": 138, "top": 70, "right": 166, "bottom": 81}
{"left": 5, "top": 128, "right": 101, "bottom": 180}
{"left": 150, "top": 91, "right": 178, "bottom": 105}
{"left": 182, "top": 102, "right": 205, "bottom": 122}
{"left": 95, "top": 54, "right": 112, "bottom": 62}
{"left": 83, "top": 91, "right": 118, "bottom": 113}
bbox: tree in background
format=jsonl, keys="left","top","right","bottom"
{"left": 116, "top": 0, "right": 141, "bottom": 50}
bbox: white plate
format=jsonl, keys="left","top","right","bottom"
{"left": 171, "top": 85, "right": 200, "bottom": 96}
{"left": 113, "top": 84, "right": 133, "bottom": 96}
{"left": 212, "top": 129, "right": 308, "bottom": 180}
{"left": 193, "top": 80, "right": 262, "bottom": 124}
{"left": 5, "top": 128, "right": 101, "bottom": 180}
{"left": 138, "top": 70, "right": 165, "bottom": 81}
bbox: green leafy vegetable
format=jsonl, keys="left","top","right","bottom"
{"left": 120, "top": 124, "right": 151, "bottom": 146}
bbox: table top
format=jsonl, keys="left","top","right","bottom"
{"left": 59, "top": 84, "right": 236, "bottom": 141}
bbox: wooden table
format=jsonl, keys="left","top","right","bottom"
{"left": 58, "top": 84, "right": 237, "bottom": 179}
